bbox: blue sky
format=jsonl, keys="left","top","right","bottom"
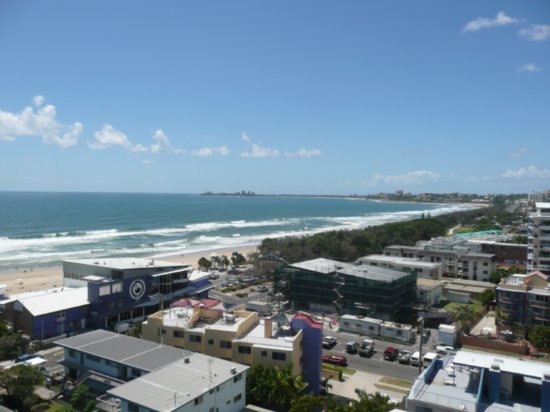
{"left": 0, "top": 1, "right": 549, "bottom": 195}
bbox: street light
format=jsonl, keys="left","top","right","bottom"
{"left": 418, "top": 315, "right": 424, "bottom": 375}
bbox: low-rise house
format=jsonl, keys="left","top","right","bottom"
{"left": 55, "top": 329, "right": 248, "bottom": 412}
{"left": 406, "top": 349, "right": 550, "bottom": 412}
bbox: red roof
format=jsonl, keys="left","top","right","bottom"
{"left": 292, "top": 312, "right": 323, "bottom": 329}
{"left": 171, "top": 298, "right": 221, "bottom": 309}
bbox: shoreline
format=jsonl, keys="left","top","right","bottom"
{"left": 0, "top": 245, "right": 260, "bottom": 297}
{"left": 0, "top": 202, "right": 484, "bottom": 297}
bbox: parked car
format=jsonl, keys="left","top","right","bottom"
{"left": 410, "top": 351, "right": 421, "bottom": 367}
{"left": 257, "top": 286, "right": 269, "bottom": 293}
{"left": 322, "top": 354, "right": 348, "bottom": 367}
{"left": 398, "top": 350, "right": 412, "bottom": 364}
{"left": 383, "top": 346, "right": 399, "bottom": 361}
{"left": 322, "top": 336, "right": 337, "bottom": 349}
{"left": 358, "top": 344, "right": 374, "bottom": 358}
{"left": 15, "top": 353, "right": 43, "bottom": 363}
{"left": 361, "top": 339, "right": 375, "bottom": 349}
{"left": 345, "top": 341, "right": 359, "bottom": 354}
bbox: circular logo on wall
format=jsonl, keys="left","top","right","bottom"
{"left": 129, "top": 279, "right": 146, "bottom": 300}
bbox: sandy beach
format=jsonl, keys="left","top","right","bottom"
{"left": 0, "top": 245, "right": 260, "bottom": 297}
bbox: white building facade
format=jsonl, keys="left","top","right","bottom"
{"left": 528, "top": 202, "right": 550, "bottom": 277}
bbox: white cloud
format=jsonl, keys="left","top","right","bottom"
{"left": 367, "top": 170, "right": 441, "bottom": 186}
{"left": 285, "top": 148, "right": 322, "bottom": 158}
{"left": 241, "top": 132, "right": 250, "bottom": 143}
{"left": 519, "top": 24, "right": 550, "bottom": 41}
{"left": 150, "top": 129, "right": 170, "bottom": 153}
{"left": 142, "top": 159, "right": 152, "bottom": 164}
{"left": 463, "top": 11, "right": 521, "bottom": 32}
{"left": 191, "top": 145, "right": 231, "bottom": 157}
{"left": 32, "top": 95, "right": 45, "bottom": 107}
{"left": 0, "top": 97, "right": 82, "bottom": 147}
{"left": 518, "top": 63, "right": 541, "bottom": 73}
{"left": 502, "top": 165, "right": 550, "bottom": 178}
{"left": 90, "top": 126, "right": 184, "bottom": 154}
{"left": 510, "top": 147, "right": 528, "bottom": 158}
{"left": 241, "top": 143, "right": 281, "bottom": 158}
{"left": 90, "top": 124, "right": 133, "bottom": 150}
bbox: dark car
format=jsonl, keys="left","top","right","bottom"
{"left": 322, "top": 354, "right": 348, "bottom": 367}
{"left": 383, "top": 346, "right": 399, "bottom": 361}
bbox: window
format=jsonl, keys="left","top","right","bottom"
{"left": 220, "top": 340, "right": 232, "bottom": 349}
{"left": 108, "top": 301, "right": 115, "bottom": 310}
{"left": 238, "top": 346, "right": 251, "bottom": 354}
{"left": 483, "top": 262, "right": 488, "bottom": 266}
{"left": 99, "top": 285, "right": 111, "bottom": 296}
{"left": 173, "top": 330, "right": 184, "bottom": 338}
{"left": 233, "top": 394, "right": 242, "bottom": 402}
{"left": 112, "top": 282, "right": 123, "bottom": 293}
{"left": 189, "top": 334, "right": 202, "bottom": 343}
{"left": 261, "top": 351, "right": 267, "bottom": 357}
{"left": 194, "top": 395, "right": 203, "bottom": 405}
{"left": 161, "top": 329, "right": 166, "bottom": 335}
{"left": 208, "top": 339, "right": 214, "bottom": 345}
{"left": 272, "top": 352, "right": 286, "bottom": 361}
{"left": 86, "top": 354, "right": 100, "bottom": 362}
{"left": 233, "top": 373, "right": 242, "bottom": 382}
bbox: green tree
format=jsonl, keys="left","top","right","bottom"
{"left": 197, "top": 257, "right": 212, "bottom": 270}
{"left": 219, "top": 255, "right": 230, "bottom": 269}
{"left": 528, "top": 325, "right": 550, "bottom": 351}
{"left": 289, "top": 393, "right": 325, "bottom": 412}
{"left": 246, "top": 364, "right": 308, "bottom": 412}
{"left": 480, "top": 289, "right": 495, "bottom": 306}
{"left": 350, "top": 390, "right": 394, "bottom": 412}
{"left": 0, "top": 364, "right": 44, "bottom": 410}
{"left": 70, "top": 384, "right": 94, "bottom": 411}
{"left": 455, "top": 305, "right": 476, "bottom": 334}
{"left": 231, "top": 252, "right": 246, "bottom": 266}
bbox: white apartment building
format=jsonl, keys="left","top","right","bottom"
{"left": 528, "top": 202, "right": 550, "bottom": 277}
{"left": 356, "top": 254, "right": 443, "bottom": 279}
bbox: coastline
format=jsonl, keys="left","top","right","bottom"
{"left": 0, "top": 201, "right": 484, "bottom": 297}
{"left": 0, "top": 244, "right": 260, "bottom": 297}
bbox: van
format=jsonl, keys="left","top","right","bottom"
{"left": 410, "top": 351, "right": 420, "bottom": 367}
{"left": 436, "top": 345, "right": 454, "bottom": 356}
{"left": 423, "top": 352, "right": 437, "bottom": 367}
{"left": 346, "top": 341, "right": 359, "bottom": 354}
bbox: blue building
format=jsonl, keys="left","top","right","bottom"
{"left": 290, "top": 312, "right": 323, "bottom": 395}
{"left": 1, "top": 258, "right": 213, "bottom": 340}
{"left": 56, "top": 330, "right": 249, "bottom": 412}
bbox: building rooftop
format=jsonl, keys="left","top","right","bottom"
{"left": 417, "top": 278, "right": 444, "bottom": 288}
{"left": 535, "top": 202, "right": 550, "bottom": 209}
{"left": 19, "top": 287, "right": 88, "bottom": 316}
{"left": 358, "top": 254, "right": 442, "bottom": 269}
{"left": 409, "top": 351, "right": 550, "bottom": 412}
{"left": 63, "top": 257, "right": 190, "bottom": 270}
{"left": 340, "top": 314, "right": 384, "bottom": 324}
{"left": 453, "top": 350, "right": 550, "bottom": 380}
{"left": 55, "top": 330, "right": 194, "bottom": 372}
{"left": 290, "top": 258, "right": 411, "bottom": 282}
{"left": 443, "top": 278, "right": 496, "bottom": 289}
{"left": 107, "top": 356, "right": 248, "bottom": 412}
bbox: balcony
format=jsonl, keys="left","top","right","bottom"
{"left": 96, "top": 395, "right": 121, "bottom": 412}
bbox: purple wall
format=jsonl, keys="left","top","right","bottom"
{"left": 291, "top": 313, "right": 323, "bottom": 395}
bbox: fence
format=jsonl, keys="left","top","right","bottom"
{"left": 459, "top": 335, "right": 528, "bottom": 355}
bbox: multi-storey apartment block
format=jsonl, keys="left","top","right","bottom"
{"left": 496, "top": 271, "right": 550, "bottom": 327}
{"left": 527, "top": 202, "right": 550, "bottom": 278}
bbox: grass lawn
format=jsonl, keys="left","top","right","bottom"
{"left": 454, "top": 226, "right": 476, "bottom": 234}
{"left": 322, "top": 364, "right": 356, "bottom": 375}
{"left": 378, "top": 376, "right": 413, "bottom": 389}
{"left": 442, "top": 300, "right": 483, "bottom": 314}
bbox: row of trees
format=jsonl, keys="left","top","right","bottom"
{"left": 246, "top": 364, "right": 396, "bottom": 412}
{"left": 198, "top": 251, "right": 247, "bottom": 270}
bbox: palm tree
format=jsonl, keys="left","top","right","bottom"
{"left": 350, "top": 390, "right": 394, "bottom": 412}
{"left": 455, "top": 305, "right": 475, "bottom": 334}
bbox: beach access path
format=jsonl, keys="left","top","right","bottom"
{"left": 0, "top": 245, "right": 259, "bottom": 297}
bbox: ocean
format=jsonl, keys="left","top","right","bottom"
{"left": 0, "top": 192, "right": 475, "bottom": 271}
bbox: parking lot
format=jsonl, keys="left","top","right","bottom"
{"left": 321, "top": 327, "right": 438, "bottom": 381}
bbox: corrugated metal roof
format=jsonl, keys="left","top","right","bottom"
{"left": 20, "top": 287, "right": 88, "bottom": 316}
